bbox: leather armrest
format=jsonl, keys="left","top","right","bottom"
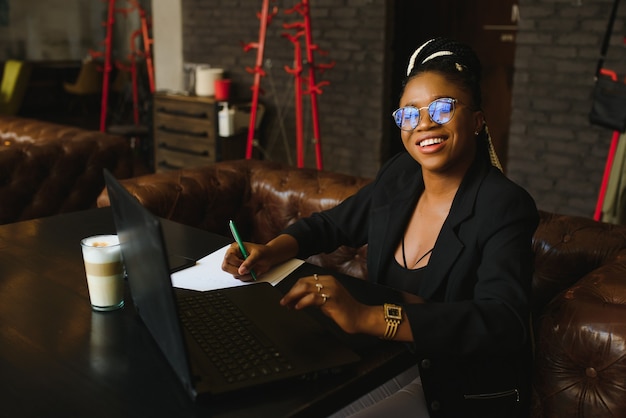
{"left": 532, "top": 210, "right": 626, "bottom": 313}
{"left": 532, "top": 262, "right": 626, "bottom": 416}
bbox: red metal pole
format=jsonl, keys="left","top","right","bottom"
{"left": 594, "top": 130, "right": 621, "bottom": 221}
{"left": 593, "top": 68, "right": 621, "bottom": 221}
{"left": 245, "top": 0, "right": 273, "bottom": 159}
{"left": 301, "top": 0, "right": 323, "bottom": 170}
{"left": 295, "top": 47, "right": 304, "bottom": 167}
{"left": 99, "top": 0, "right": 115, "bottom": 132}
{"left": 246, "top": 80, "right": 261, "bottom": 159}
{"left": 139, "top": 9, "right": 155, "bottom": 93}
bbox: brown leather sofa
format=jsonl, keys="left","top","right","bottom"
{"left": 97, "top": 158, "right": 626, "bottom": 417}
{"left": 0, "top": 115, "right": 133, "bottom": 224}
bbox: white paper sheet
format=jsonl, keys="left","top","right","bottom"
{"left": 171, "top": 244, "right": 304, "bottom": 291}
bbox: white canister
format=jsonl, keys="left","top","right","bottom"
{"left": 195, "top": 67, "right": 223, "bottom": 96}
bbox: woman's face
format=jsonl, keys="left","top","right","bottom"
{"left": 398, "top": 71, "right": 484, "bottom": 176}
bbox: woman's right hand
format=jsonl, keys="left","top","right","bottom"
{"left": 221, "top": 234, "right": 299, "bottom": 281}
{"left": 221, "top": 241, "right": 272, "bottom": 281}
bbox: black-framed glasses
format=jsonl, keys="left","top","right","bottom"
{"left": 392, "top": 98, "right": 457, "bottom": 131}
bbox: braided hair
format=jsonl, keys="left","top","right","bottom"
{"left": 402, "top": 38, "right": 502, "bottom": 170}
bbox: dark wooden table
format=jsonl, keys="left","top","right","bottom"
{"left": 0, "top": 208, "right": 414, "bottom": 417}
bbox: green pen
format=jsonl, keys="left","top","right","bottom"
{"left": 228, "top": 220, "right": 257, "bottom": 281}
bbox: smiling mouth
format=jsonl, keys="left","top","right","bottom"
{"left": 419, "top": 138, "right": 445, "bottom": 147}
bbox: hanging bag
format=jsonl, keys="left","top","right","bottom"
{"left": 590, "top": 75, "right": 626, "bottom": 132}
{"left": 589, "top": 0, "right": 626, "bottom": 133}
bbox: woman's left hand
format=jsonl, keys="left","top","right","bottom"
{"left": 280, "top": 274, "right": 368, "bottom": 335}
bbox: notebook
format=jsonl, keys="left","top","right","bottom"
{"left": 103, "top": 170, "right": 360, "bottom": 400}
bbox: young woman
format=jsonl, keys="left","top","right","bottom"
{"left": 222, "top": 37, "right": 539, "bottom": 418}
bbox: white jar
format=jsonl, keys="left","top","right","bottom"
{"left": 195, "top": 67, "right": 223, "bottom": 96}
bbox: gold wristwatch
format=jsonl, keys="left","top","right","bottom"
{"left": 383, "top": 303, "right": 402, "bottom": 340}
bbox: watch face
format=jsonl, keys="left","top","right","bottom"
{"left": 386, "top": 305, "right": 402, "bottom": 320}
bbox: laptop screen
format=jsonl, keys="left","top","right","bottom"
{"left": 104, "top": 169, "right": 197, "bottom": 398}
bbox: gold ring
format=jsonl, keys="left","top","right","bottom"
{"left": 314, "top": 274, "right": 319, "bottom": 281}
{"left": 320, "top": 293, "right": 329, "bottom": 304}
{"left": 315, "top": 283, "right": 323, "bottom": 292}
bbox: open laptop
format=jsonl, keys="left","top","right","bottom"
{"left": 103, "top": 170, "right": 360, "bottom": 400}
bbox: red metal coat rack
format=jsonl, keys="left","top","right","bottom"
{"left": 283, "top": 0, "right": 335, "bottom": 170}
{"left": 243, "top": 0, "right": 333, "bottom": 170}
{"left": 283, "top": 0, "right": 334, "bottom": 170}
{"left": 91, "top": 0, "right": 154, "bottom": 132}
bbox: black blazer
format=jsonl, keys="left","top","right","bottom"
{"left": 284, "top": 152, "right": 539, "bottom": 417}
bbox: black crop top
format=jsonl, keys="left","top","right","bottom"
{"left": 385, "top": 257, "right": 427, "bottom": 296}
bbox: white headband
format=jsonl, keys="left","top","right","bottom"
{"left": 406, "top": 39, "right": 456, "bottom": 76}
{"left": 406, "top": 39, "right": 435, "bottom": 76}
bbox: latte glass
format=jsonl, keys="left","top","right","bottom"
{"left": 81, "top": 235, "right": 125, "bottom": 311}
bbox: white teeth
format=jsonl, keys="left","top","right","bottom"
{"left": 419, "top": 138, "right": 445, "bottom": 147}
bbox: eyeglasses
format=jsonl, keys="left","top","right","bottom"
{"left": 392, "top": 98, "right": 457, "bottom": 131}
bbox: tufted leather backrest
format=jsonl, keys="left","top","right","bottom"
{"left": 97, "top": 159, "right": 372, "bottom": 279}
{"left": 0, "top": 116, "right": 133, "bottom": 224}
{"left": 103, "top": 161, "right": 252, "bottom": 238}
{"left": 245, "top": 160, "right": 372, "bottom": 279}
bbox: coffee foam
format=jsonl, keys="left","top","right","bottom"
{"left": 81, "top": 235, "right": 121, "bottom": 263}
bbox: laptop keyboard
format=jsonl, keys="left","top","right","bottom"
{"left": 178, "top": 292, "right": 294, "bottom": 384}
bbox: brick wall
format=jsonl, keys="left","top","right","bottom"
{"left": 182, "top": 0, "right": 626, "bottom": 217}
{"left": 508, "top": 0, "right": 626, "bottom": 217}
